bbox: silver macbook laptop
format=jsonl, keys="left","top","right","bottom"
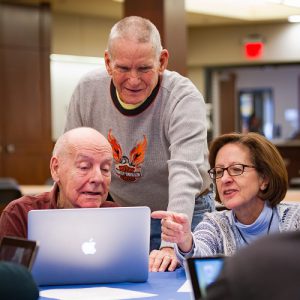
{"left": 27, "top": 206, "right": 150, "bottom": 286}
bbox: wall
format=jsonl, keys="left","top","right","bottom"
{"left": 52, "top": 13, "right": 117, "bottom": 56}
{"left": 51, "top": 13, "right": 300, "bottom": 139}
{"left": 51, "top": 13, "right": 116, "bottom": 138}
{"left": 52, "top": 14, "right": 300, "bottom": 90}
{"left": 187, "top": 22, "right": 300, "bottom": 96}
{"left": 188, "top": 22, "right": 300, "bottom": 66}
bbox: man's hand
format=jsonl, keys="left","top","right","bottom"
{"left": 149, "top": 247, "right": 179, "bottom": 272}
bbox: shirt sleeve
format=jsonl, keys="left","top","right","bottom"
{"left": 0, "top": 204, "right": 28, "bottom": 238}
{"left": 175, "top": 234, "right": 196, "bottom": 266}
{"left": 165, "top": 87, "right": 211, "bottom": 223}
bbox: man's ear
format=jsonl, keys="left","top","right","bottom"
{"left": 50, "top": 156, "right": 59, "bottom": 183}
{"left": 158, "top": 49, "right": 169, "bottom": 73}
{"left": 104, "top": 50, "right": 113, "bottom": 76}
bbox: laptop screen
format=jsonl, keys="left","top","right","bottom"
{"left": 0, "top": 236, "right": 38, "bottom": 270}
{"left": 28, "top": 206, "right": 150, "bottom": 286}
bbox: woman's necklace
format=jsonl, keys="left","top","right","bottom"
{"left": 236, "top": 210, "right": 274, "bottom": 245}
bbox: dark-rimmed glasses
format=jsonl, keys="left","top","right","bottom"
{"left": 208, "top": 164, "right": 256, "bottom": 180}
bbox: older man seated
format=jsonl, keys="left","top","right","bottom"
{"left": 0, "top": 127, "right": 117, "bottom": 238}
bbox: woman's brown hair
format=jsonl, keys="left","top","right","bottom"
{"left": 209, "top": 132, "right": 288, "bottom": 206}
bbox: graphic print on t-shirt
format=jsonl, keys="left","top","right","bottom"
{"left": 107, "top": 129, "right": 147, "bottom": 182}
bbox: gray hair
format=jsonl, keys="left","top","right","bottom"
{"left": 107, "top": 16, "right": 163, "bottom": 59}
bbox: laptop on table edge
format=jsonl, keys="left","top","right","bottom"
{"left": 28, "top": 206, "right": 150, "bottom": 286}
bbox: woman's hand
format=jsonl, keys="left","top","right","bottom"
{"left": 151, "top": 211, "right": 193, "bottom": 253}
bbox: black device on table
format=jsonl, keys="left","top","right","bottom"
{"left": 0, "top": 236, "right": 38, "bottom": 270}
{"left": 185, "top": 256, "right": 225, "bottom": 300}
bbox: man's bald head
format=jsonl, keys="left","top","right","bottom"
{"left": 50, "top": 127, "right": 113, "bottom": 209}
{"left": 53, "top": 127, "right": 112, "bottom": 159}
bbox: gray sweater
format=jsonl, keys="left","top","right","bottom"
{"left": 65, "top": 68, "right": 212, "bottom": 224}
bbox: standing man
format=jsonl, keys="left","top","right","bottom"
{"left": 65, "top": 16, "right": 214, "bottom": 272}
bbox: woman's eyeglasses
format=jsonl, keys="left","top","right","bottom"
{"left": 208, "top": 164, "right": 256, "bottom": 180}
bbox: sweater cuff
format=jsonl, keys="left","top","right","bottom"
{"left": 177, "top": 234, "right": 195, "bottom": 257}
{"left": 160, "top": 240, "right": 175, "bottom": 249}
{"left": 174, "top": 235, "right": 196, "bottom": 267}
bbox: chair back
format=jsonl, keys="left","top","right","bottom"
{"left": 0, "top": 178, "right": 22, "bottom": 214}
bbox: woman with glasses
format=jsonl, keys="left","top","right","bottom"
{"left": 152, "top": 132, "right": 300, "bottom": 266}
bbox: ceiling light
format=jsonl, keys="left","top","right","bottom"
{"left": 288, "top": 14, "right": 300, "bottom": 22}
{"left": 266, "top": 0, "right": 300, "bottom": 7}
{"left": 266, "top": 0, "right": 282, "bottom": 3}
{"left": 284, "top": 0, "right": 300, "bottom": 8}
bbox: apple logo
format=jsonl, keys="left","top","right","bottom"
{"left": 81, "top": 238, "right": 97, "bottom": 255}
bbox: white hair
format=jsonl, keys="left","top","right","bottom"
{"left": 107, "top": 16, "right": 163, "bottom": 59}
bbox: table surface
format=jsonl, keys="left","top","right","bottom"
{"left": 25, "top": 186, "right": 299, "bottom": 299}
{"left": 38, "top": 268, "right": 191, "bottom": 300}
{"left": 20, "top": 185, "right": 53, "bottom": 195}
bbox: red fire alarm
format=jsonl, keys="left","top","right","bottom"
{"left": 243, "top": 34, "right": 264, "bottom": 60}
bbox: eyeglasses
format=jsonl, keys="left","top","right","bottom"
{"left": 208, "top": 164, "right": 256, "bottom": 180}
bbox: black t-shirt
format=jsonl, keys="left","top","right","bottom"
{"left": 206, "top": 231, "right": 300, "bottom": 300}
{"left": 0, "top": 261, "right": 39, "bottom": 300}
